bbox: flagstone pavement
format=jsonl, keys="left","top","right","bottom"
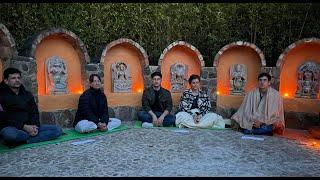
{"left": 1, "top": 121, "right": 320, "bottom": 177}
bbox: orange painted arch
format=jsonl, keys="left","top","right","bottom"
{"left": 35, "top": 35, "right": 84, "bottom": 95}
{"left": 278, "top": 41, "right": 320, "bottom": 99}
{"left": 216, "top": 45, "right": 262, "bottom": 95}
{"left": 159, "top": 45, "right": 202, "bottom": 91}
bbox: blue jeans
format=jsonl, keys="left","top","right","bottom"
{"left": 137, "top": 111, "right": 176, "bottom": 127}
{"left": 243, "top": 124, "right": 273, "bottom": 135}
{"left": 0, "top": 124, "right": 63, "bottom": 145}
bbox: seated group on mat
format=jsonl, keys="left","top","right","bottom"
{"left": 138, "top": 71, "right": 284, "bottom": 136}
{"left": 0, "top": 67, "right": 285, "bottom": 147}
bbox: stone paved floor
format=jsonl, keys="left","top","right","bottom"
{"left": 1, "top": 122, "right": 320, "bottom": 177}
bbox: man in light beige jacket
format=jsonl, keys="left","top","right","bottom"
{"left": 231, "top": 73, "right": 285, "bottom": 135}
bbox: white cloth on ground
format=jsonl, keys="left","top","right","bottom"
{"left": 175, "top": 110, "right": 225, "bottom": 129}
{"left": 75, "top": 118, "right": 122, "bottom": 133}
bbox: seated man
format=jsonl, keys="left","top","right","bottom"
{"left": 0, "top": 68, "right": 63, "bottom": 147}
{"left": 73, "top": 74, "right": 121, "bottom": 133}
{"left": 231, "top": 73, "right": 285, "bottom": 135}
{"left": 137, "top": 71, "right": 175, "bottom": 128}
{"left": 175, "top": 74, "right": 226, "bottom": 129}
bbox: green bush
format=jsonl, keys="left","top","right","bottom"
{"left": 1, "top": 3, "right": 319, "bottom": 66}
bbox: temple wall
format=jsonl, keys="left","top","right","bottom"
{"left": 0, "top": 23, "right": 318, "bottom": 129}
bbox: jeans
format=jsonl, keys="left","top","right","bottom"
{"left": 243, "top": 124, "right": 273, "bottom": 135}
{"left": 0, "top": 124, "right": 63, "bottom": 145}
{"left": 74, "top": 118, "right": 122, "bottom": 133}
{"left": 137, "top": 111, "right": 176, "bottom": 127}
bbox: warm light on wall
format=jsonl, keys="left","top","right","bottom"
{"left": 312, "top": 142, "right": 317, "bottom": 146}
{"left": 284, "top": 93, "right": 289, "bottom": 97}
{"left": 77, "top": 90, "right": 83, "bottom": 94}
{"left": 216, "top": 91, "right": 220, "bottom": 95}
{"left": 216, "top": 85, "right": 229, "bottom": 95}
{"left": 137, "top": 89, "right": 142, "bottom": 93}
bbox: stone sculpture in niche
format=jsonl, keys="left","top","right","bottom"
{"left": 45, "top": 56, "right": 68, "bottom": 95}
{"left": 230, "top": 64, "right": 247, "bottom": 95}
{"left": 295, "top": 61, "right": 319, "bottom": 99}
{"left": 170, "top": 62, "right": 188, "bottom": 92}
{"left": 111, "top": 61, "right": 132, "bottom": 92}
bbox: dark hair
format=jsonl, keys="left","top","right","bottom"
{"left": 89, "top": 74, "right": 101, "bottom": 82}
{"left": 188, "top": 74, "right": 201, "bottom": 84}
{"left": 258, "top": 72, "right": 271, "bottom": 81}
{"left": 151, "top": 71, "right": 162, "bottom": 79}
{"left": 3, "top": 67, "right": 21, "bottom": 79}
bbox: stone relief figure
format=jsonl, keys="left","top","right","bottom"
{"left": 295, "top": 61, "right": 319, "bottom": 99}
{"left": 171, "top": 62, "right": 188, "bottom": 92}
{"left": 45, "top": 56, "right": 69, "bottom": 95}
{"left": 230, "top": 64, "right": 247, "bottom": 95}
{"left": 111, "top": 61, "right": 132, "bottom": 92}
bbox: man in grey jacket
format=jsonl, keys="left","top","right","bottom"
{"left": 137, "top": 71, "right": 175, "bottom": 128}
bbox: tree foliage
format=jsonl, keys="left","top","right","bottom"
{"left": 0, "top": 3, "right": 319, "bottom": 66}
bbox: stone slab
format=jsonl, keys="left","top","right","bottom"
{"left": 283, "top": 98, "right": 320, "bottom": 114}
{"left": 217, "top": 94, "right": 245, "bottom": 109}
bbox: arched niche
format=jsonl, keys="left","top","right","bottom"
{"left": 24, "top": 28, "right": 90, "bottom": 111}
{"left": 277, "top": 38, "right": 320, "bottom": 114}
{"left": 0, "top": 24, "right": 18, "bottom": 80}
{"left": 158, "top": 41, "right": 204, "bottom": 105}
{"left": 100, "top": 38, "right": 149, "bottom": 106}
{"left": 214, "top": 41, "right": 265, "bottom": 111}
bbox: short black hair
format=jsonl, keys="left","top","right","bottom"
{"left": 188, "top": 74, "right": 200, "bottom": 84}
{"left": 3, "top": 67, "right": 21, "bottom": 80}
{"left": 89, "top": 74, "right": 101, "bottom": 82}
{"left": 258, "top": 72, "right": 271, "bottom": 81}
{"left": 151, "top": 71, "right": 162, "bottom": 79}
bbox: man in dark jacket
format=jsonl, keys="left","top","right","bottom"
{"left": 73, "top": 74, "right": 121, "bottom": 133}
{"left": 0, "top": 67, "right": 62, "bottom": 147}
{"left": 137, "top": 71, "right": 176, "bottom": 128}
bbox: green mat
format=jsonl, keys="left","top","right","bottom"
{"left": 134, "top": 121, "right": 177, "bottom": 129}
{"left": 0, "top": 124, "right": 130, "bottom": 154}
{"left": 134, "top": 121, "right": 230, "bottom": 130}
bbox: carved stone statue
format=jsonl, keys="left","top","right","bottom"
{"left": 170, "top": 62, "right": 188, "bottom": 92}
{"left": 230, "top": 64, "right": 247, "bottom": 95}
{"left": 45, "top": 56, "right": 68, "bottom": 95}
{"left": 111, "top": 61, "right": 132, "bottom": 92}
{"left": 295, "top": 61, "right": 319, "bottom": 99}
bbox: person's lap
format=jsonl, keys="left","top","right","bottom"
{"left": 175, "top": 111, "right": 225, "bottom": 129}
{"left": 0, "top": 124, "right": 62, "bottom": 145}
{"left": 137, "top": 111, "right": 175, "bottom": 127}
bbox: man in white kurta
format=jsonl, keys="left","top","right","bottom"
{"left": 231, "top": 73, "right": 285, "bottom": 135}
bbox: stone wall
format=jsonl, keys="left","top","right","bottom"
{"left": 200, "top": 67, "right": 217, "bottom": 112}
{"left": 9, "top": 56, "right": 38, "bottom": 98}
{"left": 3, "top": 54, "right": 319, "bottom": 130}
{"left": 85, "top": 63, "right": 104, "bottom": 89}
{"left": 260, "top": 66, "right": 280, "bottom": 91}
